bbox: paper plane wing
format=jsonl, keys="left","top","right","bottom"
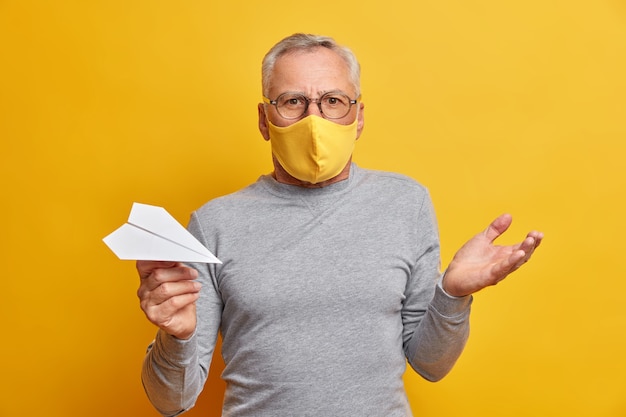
{"left": 103, "top": 203, "right": 221, "bottom": 264}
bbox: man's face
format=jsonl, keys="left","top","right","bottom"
{"left": 259, "top": 47, "right": 364, "bottom": 138}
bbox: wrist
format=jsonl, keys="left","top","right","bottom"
{"left": 441, "top": 270, "right": 468, "bottom": 298}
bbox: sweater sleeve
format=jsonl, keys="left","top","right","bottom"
{"left": 401, "top": 192, "right": 473, "bottom": 381}
{"left": 141, "top": 212, "right": 223, "bottom": 416}
{"left": 404, "top": 281, "right": 472, "bottom": 381}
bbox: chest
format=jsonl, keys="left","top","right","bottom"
{"left": 215, "top": 206, "right": 419, "bottom": 336}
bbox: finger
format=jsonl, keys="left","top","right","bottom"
{"left": 484, "top": 213, "right": 513, "bottom": 243}
{"left": 139, "top": 279, "right": 201, "bottom": 307}
{"left": 139, "top": 265, "right": 199, "bottom": 293}
{"left": 504, "top": 239, "right": 542, "bottom": 275}
{"left": 143, "top": 292, "right": 200, "bottom": 328}
{"left": 136, "top": 260, "right": 179, "bottom": 279}
{"left": 528, "top": 231, "right": 544, "bottom": 248}
{"left": 517, "top": 236, "right": 537, "bottom": 254}
{"left": 491, "top": 249, "right": 526, "bottom": 281}
{"left": 515, "top": 233, "right": 544, "bottom": 267}
{"left": 517, "top": 231, "right": 544, "bottom": 255}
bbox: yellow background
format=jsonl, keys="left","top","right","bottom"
{"left": 1, "top": 1, "right": 625, "bottom": 416}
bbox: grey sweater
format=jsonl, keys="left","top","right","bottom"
{"left": 142, "top": 164, "right": 472, "bottom": 416}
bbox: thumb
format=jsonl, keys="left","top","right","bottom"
{"left": 136, "top": 260, "right": 181, "bottom": 279}
{"left": 484, "top": 213, "right": 513, "bottom": 243}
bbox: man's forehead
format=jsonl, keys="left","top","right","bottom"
{"left": 269, "top": 48, "right": 352, "bottom": 94}
{"left": 274, "top": 47, "right": 346, "bottom": 68}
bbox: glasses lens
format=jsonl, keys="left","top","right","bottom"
{"left": 320, "top": 93, "right": 352, "bottom": 119}
{"left": 273, "top": 92, "right": 355, "bottom": 119}
{"left": 276, "top": 93, "right": 307, "bottom": 119}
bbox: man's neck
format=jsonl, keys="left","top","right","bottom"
{"left": 272, "top": 158, "right": 352, "bottom": 188}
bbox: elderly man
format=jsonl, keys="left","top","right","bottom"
{"left": 137, "top": 33, "right": 543, "bottom": 416}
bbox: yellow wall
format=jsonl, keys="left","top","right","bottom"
{"left": 1, "top": 1, "right": 625, "bottom": 416}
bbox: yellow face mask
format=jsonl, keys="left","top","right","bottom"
{"left": 268, "top": 115, "right": 358, "bottom": 184}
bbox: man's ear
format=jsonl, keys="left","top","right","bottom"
{"left": 258, "top": 103, "right": 270, "bottom": 141}
{"left": 356, "top": 102, "right": 365, "bottom": 140}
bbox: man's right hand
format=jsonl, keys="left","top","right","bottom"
{"left": 136, "top": 261, "right": 201, "bottom": 340}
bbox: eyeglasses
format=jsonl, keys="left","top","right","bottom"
{"left": 263, "top": 91, "right": 359, "bottom": 120}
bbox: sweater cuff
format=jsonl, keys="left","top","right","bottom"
{"left": 432, "top": 277, "right": 473, "bottom": 318}
{"left": 154, "top": 329, "right": 198, "bottom": 365}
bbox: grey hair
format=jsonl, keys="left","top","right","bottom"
{"left": 261, "top": 33, "right": 361, "bottom": 97}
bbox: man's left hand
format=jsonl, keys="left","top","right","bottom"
{"left": 442, "top": 214, "right": 544, "bottom": 297}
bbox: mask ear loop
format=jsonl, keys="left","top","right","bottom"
{"left": 352, "top": 96, "right": 362, "bottom": 135}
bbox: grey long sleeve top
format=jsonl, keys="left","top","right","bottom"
{"left": 142, "top": 164, "right": 472, "bottom": 416}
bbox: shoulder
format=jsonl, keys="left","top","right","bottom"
{"left": 190, "top": 175, "right": 276, "bottom": 224}
{"left": 353, "top": 165, "right": 431, "bottom": 198}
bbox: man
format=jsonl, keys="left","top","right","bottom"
{"left": 137, "top": 33, "right": 543, "bottom": 416}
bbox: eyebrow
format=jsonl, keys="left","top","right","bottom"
{"left": 278, "top": 89, "right": 349, "bottom": 98}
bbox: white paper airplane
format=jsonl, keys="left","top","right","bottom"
{"left": 103, "top": 202, "right": 221, "bottom": 263}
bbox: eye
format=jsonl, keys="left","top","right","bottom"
{"left": 322, "top": 94, "right": 348, "bottom": 107}
{"left": 278, "top": 94, "right": 306, "bottom": 108}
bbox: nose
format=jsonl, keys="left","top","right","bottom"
{"left": 304, "top": 98, "right": 324, "bottom": 117}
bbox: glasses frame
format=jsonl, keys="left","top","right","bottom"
{"left": 263, "top": 91, "right": 360, "bottom": 120}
